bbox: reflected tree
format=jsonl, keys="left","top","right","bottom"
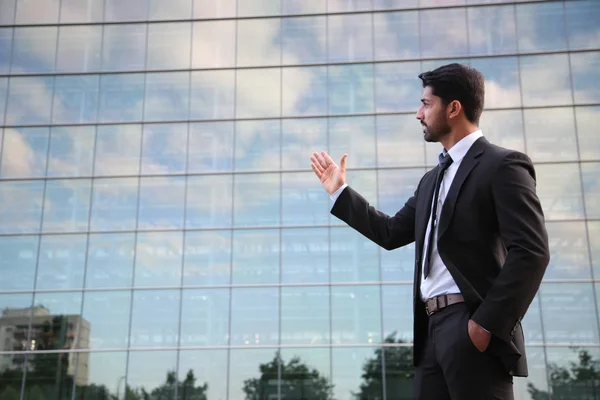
{"left": 353, "top": 333, "right": 414, "bottom": 400}
{"left": 242, "top": 351, "right": 334, "bottom": 400}
{"left": 528, "top": 348, "right": 600, "bottom": 400}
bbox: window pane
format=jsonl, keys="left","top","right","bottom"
{"left": 282, "top": 66, "right": 327, "bottom": 117}
{"left": 420, "top": 9, "right": 468, "bottom": 58}
{"left": 238, "top": 0, "right": 279, "bottom": 16}
{"left": 278, "top": 348, "right": 332, "bottom": 399}
{"left": 23, "top": 353, "right": 76, "bottom": 398}
{"left": 375, "top": 62, "right": 421, "bottom": 113}
{"left": 183, "top": 230, "right": 231, "bottom": 286}
{"left": 0, "top": 78, "right": 7, "bottom": 125}
{"left": 576, "top": 106, "right": 600, "bottom": 162}
{"left": 230, "top": 288, "right": 279, "bottom": 346}
{"left": 520, "top": 54, "right": 572, "bottom": 107}
{"left": 521, "top": 294, "right": 544, "bottom": 344}
{"left": 236, "top": 68, "right": 281, "bottom": 118}
{"left": 566, "top": 0, "right": 600, "bottom": 50}
{"left": 188, "top": 122, "right": 234, "bottom": 173}
{"left": 138, "top": 176, "right": 186, "bottom": 230}
{"left": 328, "top": 14, "right": 373, "bottom": 63}
{"left": 328, "top": 64, "right": 374, "bottom": 115}
{"left": 102, "top": 24, "right": 146, "bottom": 71}
{"left": 186, "top": 175, "right": 233, "bottom": 228}
{"left": 0, "top": 28, "right": 12, "bottom": 74}
{"left": 517, "top": 2, "right": 567, "bottom": 52}
{"left": 332, "top": 285, "right": 381, "bottom": 344}
{"left": 282, "top": 0, "right": 325, "bottom": 14}
{"left": 328, "top": 0, "right": 370, "bottom": 12}
{"left": 234, "top": 173, "right": 280, "bottom": 227}
{"left": 0, "top": 180, "right": 44, "bottom": 234}
{"left": 192, "top": 21, "right": 235, "bottom": 68}
{"left": 147, "top": 22, "right": 191, "bottom": 70}
{"left": 571, "top": 51, "right": 600, "bottom": 104}
{"left": 478, "top": 110, "right": 525, "bottom": 153}
{"left": 75, "top": 352, "right": 127, "bottom": 398}
{"left": 281, "top": 16, "right": 326, "bottom": 65}
{"left": 332, "top": 347, "right": 383, "bottom": 400}
{"left": 582, "top": 162, "right": 600, "bottom": 219}
{"left": 6, "top": 76, "right": 54, "bottom": 125}
{"left": 134, "top": 231, "right": 183, "bottom": 288}
{"left": 0, "top": 127, "right": 49, "bottom": 178}
{"left": 98, "top": 73, "right": 145, "bottom": 122}
{"left": 56, "top": 25, "right": 102, "bottom": 72}
{"left": 42, "top": 179, "right": 92, "bottom": 233}
{"left": 60, "top": 0, "right": 104, "bottom": 23}
{"left": 281, "top": 228, "right": 328, "bottom": 284}
{"left": 376, "top": 115, "right": 425, "bottom": 167}
{"left": 536, "top": 163, "right": 585, "bottom": 220}
{"left": 149, "top": 0, "right": 191, "bottom": 19}
{"left": 15, "top": 0, "right": 57, "bottom": 23}
{"left": 0, "top": 0, "right": 16, "bottom": 24}
{"left": 86, "top": 233, "right": 135, "bottom": 289}
{"left": 468, "top": 5, "right": 516, "bottom": 55}
{"left": 330, "top": 116, "right": 376, "bottom": 169}
{"left": 11, "top": 27, "right": 57, "bottom": 73}
{"left": 82, "top": 290, "right": 131, "bottom": 349}
{"left": 232, "top": 229, "right": 279, "bottom": 285}
{"left": 374, "top": 11, "right": 419, "bottom": 61}
{"left": 331, "top": 226, "right": 379, "bottom": 283}
{"left": 130, "top": 290, "right": 180, "bottom": 348}
{"left": 524, "top": 108, "right": 578, "bottom": 163}
{"left": 237, "top": 19, "right": 281, "bottom": 67}
{"left": 36, "top": 234, "right": 87, "bottom": 290}
{"left": 235, "top": 120, "right": 280, "bottom": 172}
{"left": 127, "top": 351, "right": 177, "bottom": 395}
{"left": 90, "top": 177, "right": 139, "bottom": 231}
{"left": 0, "top": 235, "right": 38, "bottom": 291}
{"left": 180, "top": 289, "right": 229, "bottom": 346}
{"left": 228, "top": 349, "right": 280, "bottom": 399}
{"left": 105, "top": 0, "right": 149, "bottom": 22}
{"left": 382, "top": 285, "right": 413, "bottom": 343}
{"left": 141, "top": 123, "right": 187, "bottom": 175}
{"left": 52, "top": 74, "right": 100, "bottom": 124}
{"left": 540, "top": 283, "right": 599, "bottom": 344}
{"left": 189, "top": 70, "right": 235, "bottom": 120}
{"left": 94, "top": 124, "right": 142, "bottom": 176}
{"left": 545, "top": 222, "right": 591, "bottom": 280}
{"left": 194, "top": 0, "right": 235, "bottom": 18}
{"left": 281, "top": 286, "right": 330, "bottom": 345}
{"left": 29, "top": 291, "right": 83, "bottom": 346}
{"left": 590, "top": 222, "right": 600, "bottom": 278}
{"left": 178, "top": 350, "right": 228, "bottom": 400}
{"left": 144, "top": 72, "right": 190, "bottom": 122}
{"left": 47, "top": 126, "right": 95, "bottom": 178}
{"left": 470, "top": 57, "right": 521, "bottom": 108}
{"left": 282, "top": 172, "right": 330, "bottom": 226}
{"left": 281, "top": 118, "right": 327, "bottom": 170}
{"left": 542, "top": 347, "right": 600, "bottom": 399}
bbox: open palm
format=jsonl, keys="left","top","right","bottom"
{"left": 310, "top": 151, "right": 348, "bottom": 195}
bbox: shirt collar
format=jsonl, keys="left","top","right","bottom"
{"left": 441, "top": 129, "right": 483, "bottom": 164}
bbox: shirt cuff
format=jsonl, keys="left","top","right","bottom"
{"left": 330, "top": 183, "right": 348, "bottom": 203}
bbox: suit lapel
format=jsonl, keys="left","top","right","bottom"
{"left": 438, "top": 137, "right": 487, "bottom": 239}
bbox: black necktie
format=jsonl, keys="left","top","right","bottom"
{"left": 423, "top": 153, "right": 453, "bottom": 279}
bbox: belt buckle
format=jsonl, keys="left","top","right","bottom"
{"left": 425, "top": 297, "right": 438, "bottom": 316}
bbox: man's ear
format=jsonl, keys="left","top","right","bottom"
{"left": 447, "top": 100, "right": 462, "bottom": 119}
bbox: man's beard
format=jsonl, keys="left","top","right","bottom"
{"left": 422, "top": 119, "right": 451, "bottom": 143}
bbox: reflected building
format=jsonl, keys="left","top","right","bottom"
{"left": 0, "top": 0, "right": 599, "bottom": 399}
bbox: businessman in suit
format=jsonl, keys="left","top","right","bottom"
{"left": 310, "top": 63, "right": 550, "bottom": 399}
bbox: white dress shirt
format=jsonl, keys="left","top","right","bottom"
{"left": 330, "top": 130, "right": 484, "bottom": 301}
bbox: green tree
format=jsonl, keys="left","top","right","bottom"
{"left": 353, "top": 333, "right": 414, "bottom": 400}
{"left": 242, "top": 352, "right": 334, "bottom": 400}
{"left": 527, "top": 348, "right": 600, "bottom": 399}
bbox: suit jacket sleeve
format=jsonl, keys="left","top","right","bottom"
{"left": 330, "top": 185, "right": 417, "bottom": 250}
{"left": 471, "top": 151, "right": 550, "bottom": 343}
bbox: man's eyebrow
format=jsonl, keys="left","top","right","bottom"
{"left": 421, "top": 98, "right": 428, "bottom": 104}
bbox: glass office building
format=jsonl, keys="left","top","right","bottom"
{"left": 0, "top": 0, "right": 598, "bottom": 399}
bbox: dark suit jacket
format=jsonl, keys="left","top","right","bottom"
{"left": 330, "top": 136, "right": 550, "bottom": 377}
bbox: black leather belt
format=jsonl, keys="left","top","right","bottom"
{"left": 424, "top": 293, "right": 464, "bottom": 316}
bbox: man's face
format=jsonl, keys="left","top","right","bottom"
{"left": 416, "top": 86, "right": 451, "bottom": 143}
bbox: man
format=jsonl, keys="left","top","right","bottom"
{"left": 310, "top": 63, "right": 549, "bottom": 399}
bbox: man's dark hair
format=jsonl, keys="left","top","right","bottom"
{"left": 418, "top": 63, "right": 485, "bottom": 125}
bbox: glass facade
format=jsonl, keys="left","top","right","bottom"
{"left": 0, "top": 0, "right": 598, "bottom": 399}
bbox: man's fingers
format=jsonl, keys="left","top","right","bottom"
{"left": 313, "top": 152, "right": 328, "bottom": 169}
{"left": 321, "top": 151, "right": 336, "bottom": 166}
{"left": 311, "top": 163, "right": 323, "bottom": 179}
{"left": 310, "top": 155, "right": 325, "bottom": 172}
{"left": 340, "top": 154, "right": 348, "bottom": 171}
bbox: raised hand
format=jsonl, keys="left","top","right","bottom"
{"left": 310, "top": 151, "right": 348, "bottom": 195}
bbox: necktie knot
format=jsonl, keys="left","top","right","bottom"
{"left": 439, "top": 153, "right": 453, "bottom": 171}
